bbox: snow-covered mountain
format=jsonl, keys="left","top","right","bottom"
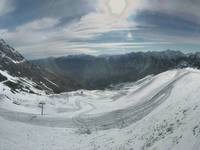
{"left": 2, "top": 39, "right": 200, "bottom": 150}
{"left": 0, "top": 39, "right": 82, "bottom": 93}
{"left": 1, "top": 68, "right": 200, "bottom": 150}
{"left": 0, "top": 39, "right": 25, "bottom": 64}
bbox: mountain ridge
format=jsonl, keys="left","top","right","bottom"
{"left": 32, "top": 49, "right": 199, "bottom": 90}
{"left": 0, "top": 39, "right": 82, "bottom": 93}
{"left": 2, "top": 38, "right": 200, "bottom": 93}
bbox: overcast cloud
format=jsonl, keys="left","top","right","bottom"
{"left": 1, "top": 0, "right": 200, "bottom": 59}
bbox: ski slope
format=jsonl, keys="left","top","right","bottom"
{"left": 1, "top": 68, "right": 200, "bottom": 150}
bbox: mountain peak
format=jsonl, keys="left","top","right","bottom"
{"left": 0, "top": 39, "right": 7, "bottom": 45}
{"left": 0, "top": 39, "right": 25, "bottom": 63}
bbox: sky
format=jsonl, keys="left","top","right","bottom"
{"left": 1, "top": 0, "right": 200, "bottom": 59}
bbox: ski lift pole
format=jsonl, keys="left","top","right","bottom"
{"left": 39, "top": 101, "right": 46, "bottom": 115}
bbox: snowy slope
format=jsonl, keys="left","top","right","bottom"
{"left": 0, "top": 39, "right": 82, "bottom": 93}
{"left": 1, "top": 68, "right": 200, "bottom": 150}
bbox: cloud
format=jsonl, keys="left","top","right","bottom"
{"left": 17, "top": 41, "right": 167, "bottom": 59}
{"left": 1, "top": 0, "right": 200, "bottom": 59}
{"left": 0, "top": 0, "right": 141, "bottom": 50}
{"left": 56, "top": 0, "right": 145, "bottom": 40}
{"left": 0, "top": 0, "right": 14, "bottom": 16}
{"left": 16, "top": 18, "right": 60, "bottom": 31}
{"left": 141, "top": 0, "right": 200, "bottom": 24}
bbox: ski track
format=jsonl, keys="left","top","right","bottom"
{"left": 0, "top": 70, "right": 190, "bottom": 131}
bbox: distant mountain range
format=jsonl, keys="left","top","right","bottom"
{"left": 32, "top": 50, "right": 200, "bottom": 90}
{"left": 2, "top": 38, "right": 200, "bottom": 93}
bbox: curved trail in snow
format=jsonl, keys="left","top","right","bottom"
{"left": 72, "top": 71, "right": 190, "bottom": 131}
{"left": 0, "top": 70, "right": 190, "bottom": 131}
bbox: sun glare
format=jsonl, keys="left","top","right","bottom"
{"left": 107, "top": 0, "right": 127, "bottom": 15}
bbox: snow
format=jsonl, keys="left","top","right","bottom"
{"left": 1, "top": 68, "right": 200, "bottom": 149}
{"left": 43, "top": 77, "right": 59, "bottom": 87}
{"left": 0, "top": 52, "right": 26, "bottom": 64}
